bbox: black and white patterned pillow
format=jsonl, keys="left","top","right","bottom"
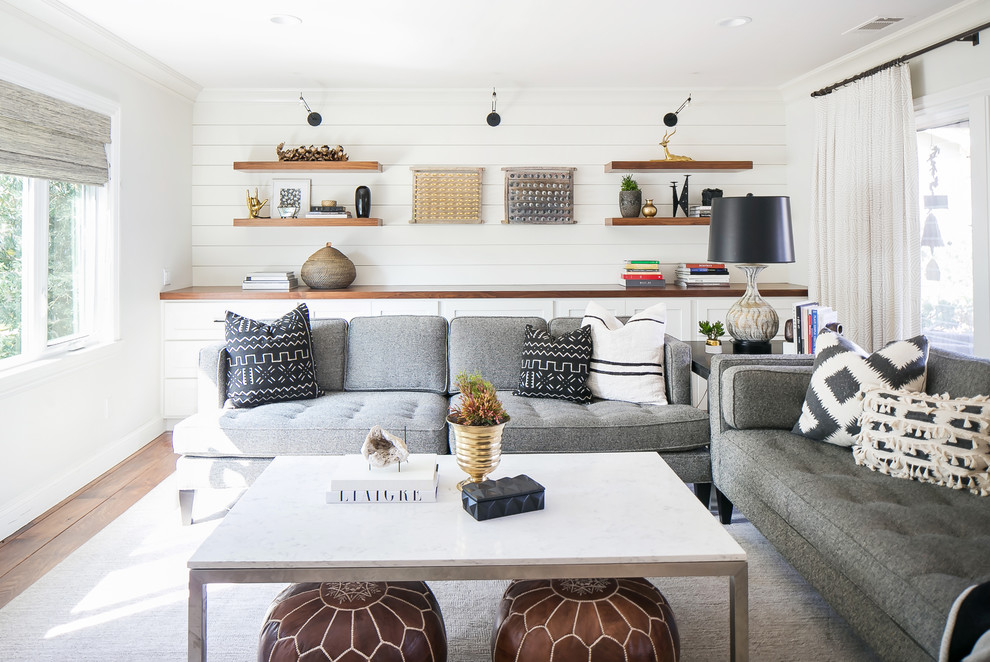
{"left": 225, "top": 303, "right": 322, "bottom": 407}
{"left": 514, "top": 324, "right": 593, "bottom": 403}
{"left": 793, "top": 330, "right": 929, "bottom": 446}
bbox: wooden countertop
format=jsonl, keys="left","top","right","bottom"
{"left": 160, "top": 283, "right": 809, "bottom": 301}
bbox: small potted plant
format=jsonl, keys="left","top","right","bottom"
{"left": 619, "top": 174, "right": 642, "bottom": 218}
{"left": 699, "top": 320, "right": 726, "bottom": 353}
{"left": 447, "top": 372, "right": 510, "bottom": 489}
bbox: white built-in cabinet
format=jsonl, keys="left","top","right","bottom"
{"left": 161, "top": 295, "right": 804, "bottom": 426}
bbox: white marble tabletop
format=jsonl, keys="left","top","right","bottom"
{"left": 188, "top": 452, "right": 745, "bottom": 571}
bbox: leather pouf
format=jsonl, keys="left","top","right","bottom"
{"left": 259, "top": 581, "right": 447, "bottom": 662}
{"left": 491, "top": 578, "right": 679, "bottom": 662}
{"left": 299, "top": 242, "right": 356, "bottom": 290}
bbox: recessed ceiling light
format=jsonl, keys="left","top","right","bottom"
{"left": 717, "top": 16, "right": 752, "bottom": 28}
{"left": 270, "top": 14, "right": 302, "bottom": 25}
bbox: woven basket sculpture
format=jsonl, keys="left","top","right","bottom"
{"left": 300, "top": 242, "right": 356, "bottom": 289}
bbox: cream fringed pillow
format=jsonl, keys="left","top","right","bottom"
{"left": 853, "top": 387, "right": 990, "bottom": 496}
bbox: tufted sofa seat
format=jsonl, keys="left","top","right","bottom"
{"left": 173, "top": 313, "right": 711, "bottom": 524}
{"left": 708, "top": 350, "right": 990, "bottom": 662}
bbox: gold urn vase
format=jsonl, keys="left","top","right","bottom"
{"left": 447, "top": 416, "right": 508, "bottom": 490}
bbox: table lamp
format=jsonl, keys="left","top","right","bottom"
{"left": 707, "top": 194, "right": 795, "bottom": 353}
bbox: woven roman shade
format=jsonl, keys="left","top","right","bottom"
{"left": 0, "top": 78, "right": 111, "bottom": 185}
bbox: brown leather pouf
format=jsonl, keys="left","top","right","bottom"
{"left": 259, "top": 581, "right": 447, "bottom": 662}
{"left": 492, "top": 578, "right": 679, "bottom": 662}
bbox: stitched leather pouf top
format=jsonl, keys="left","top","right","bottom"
{"left": 491, "top": 578, "right": 679, "bottom": 662}
{"left": 259, "top": 581, "right": 447, "bottom": 662}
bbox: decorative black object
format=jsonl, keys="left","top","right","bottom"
{"left": 461, "top": 475, "right": 545, "bottom": 521}
{"left": 514, "top": 324, "right": 593, "bottom": 403}
{"left": 670, "top": 181, "right": 679, "bottom": 217}
{"left": 701, "top": 188, "right": 723, "bottom": 206}
{"left": 299, "top": 94, "right": 321, "bottom": 126}
{"left": 487, "top": 87, "right": 501, "bottom": 126}
{"left": 677, "top": 174, "right": 691, "bottom": 216}
{"left": 663, "top": 94, "right": 691, "bottom": 127}
{"left": 224, "top": 303, "right": 322, "bottom": 408}
{"left": 355, "top": 185, "right": 371, "bottom": 218}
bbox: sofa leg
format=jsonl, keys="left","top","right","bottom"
{"left": 179, "top": 489, "right": 194, "bottom": 526}
{"left": 693, "top": 483, "right": 713, "bottom": 510}
{"left": 715, "top": 489, "right": 734, "bottom": 524}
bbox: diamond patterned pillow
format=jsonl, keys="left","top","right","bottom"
{"left": 793, "top": 330, "right": 929, "bottom": 446}
{"left": 225, "top": 303, "right": 322, "bottom": 407}
{"left": 514, "top": 324, "right": 593, "bottom": 403}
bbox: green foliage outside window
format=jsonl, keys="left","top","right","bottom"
{"left": 0, "top": 175, "right": 22, "bottom": 360}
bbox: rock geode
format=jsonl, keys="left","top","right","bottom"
{"left": 361, "top": 425, "right": 410, "bottom": 468}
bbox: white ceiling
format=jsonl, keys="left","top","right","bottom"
{"left": 44, "top": 0, "right": 969, "bottom": 90}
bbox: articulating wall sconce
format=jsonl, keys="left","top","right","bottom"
{"left": 487, "top": 88, "right": 501, "bottom": 127}
{"left": 663, "top": 94, "right": 691, "bottom": 127}
{"left": 299, "top": 94, "right": 322, "bottom": 126}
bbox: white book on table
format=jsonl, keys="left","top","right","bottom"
{"left": 327, "top": 454, "right": 439, "bottom": 503}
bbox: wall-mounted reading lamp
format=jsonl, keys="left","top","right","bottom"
{"left": 299, "top": 94, "right": 322, "bottom": 126}
{"left": 487, "top": 88, "right": 501, "bottom": 127}
{"left": 663, "top": 94, "right": 692, "bottom": 127}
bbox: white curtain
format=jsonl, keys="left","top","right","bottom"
{"left": 811, "top": 64, "right": 920, "bottom": 352}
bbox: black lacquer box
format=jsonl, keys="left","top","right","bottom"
{"left": 461, "top": 475, "right": 545, "bottom": 521}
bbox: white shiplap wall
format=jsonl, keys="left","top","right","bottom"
{"left": 192, "top": 88, "right": 789, "bottom": 286}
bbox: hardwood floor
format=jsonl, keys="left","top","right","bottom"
{"left": 0, "top": 433, "right": 176, "bottom": 610}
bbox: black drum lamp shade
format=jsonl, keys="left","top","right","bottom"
{"left": 708, "top": 195, "right": 795, "bottom": 264}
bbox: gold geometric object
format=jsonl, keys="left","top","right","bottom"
{"left": 276, "top": 142, "right": 349, "bottom": 162}
{"left": 447, "top": 416, "right": 508, "bottom": 490}
{"left": 656, "top": 128, "right": 694, "bottom": 162}
{"left": 246, "top": 188, "right": 267, "bottom": 218}
{"left": 410, "top": 167, "right": 484, "bottom": 223}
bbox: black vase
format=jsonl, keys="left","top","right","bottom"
{"left": 355, "top": 186, "right": 371, "bottom": 218}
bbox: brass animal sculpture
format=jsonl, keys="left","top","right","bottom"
{"left": 246, "top": 188, "right": 267, "bottom": 218}
{"left": 658, "top": 129, "right": 694, "bottom": 162}
{"left": 276, "top": 142, "right": 349, "bottom": 162}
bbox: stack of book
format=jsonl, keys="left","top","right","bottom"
{"left": 241, "top": 271, "right": 299, "bottom": 290}
{"left": 306, "top": 204, "right": 353, "bottom": 219}
{"left": 688, "top": 205, "right": 712, "bottom": 217}
{"left": 326, "top": 454, "right": 439, "bottom": 503}
{"left": 787, "top": 301, "right": 839, "bottom": 354}
{"left": 675, "top": 263, "right": 730, "bottom": 286}
{"left": 620, "top": 259, "right": 665, "bottom": 288}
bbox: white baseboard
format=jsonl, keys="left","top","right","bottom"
{"left": 0, "top": 417, "right": 165, "bottom": 540}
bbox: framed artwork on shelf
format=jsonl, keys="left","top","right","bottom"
{"left": 410, "top": 167, "right": 484, "bottom": 224}
{"left": 502, "top": 167, "right": 576, "bottom": 224}
{"left": 271, "top": 178, "right": 311, "bottom": 219}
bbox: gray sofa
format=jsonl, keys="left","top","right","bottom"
{"left": 708, "top": 349, "right": 990, "bottom": 662}
{"left": 172, "top": 314, "right": 711, "bottom": 522}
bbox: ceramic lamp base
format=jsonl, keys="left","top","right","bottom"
{"left": 725, "top": 264, "right": 779, "bottom": 346}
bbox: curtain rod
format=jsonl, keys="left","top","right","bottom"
{"left": 810, "top": 21, "right": 990, "bottom": 98}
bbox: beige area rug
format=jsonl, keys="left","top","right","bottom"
{"left": 0, "top": 476, "right": 878, "bottom": 661}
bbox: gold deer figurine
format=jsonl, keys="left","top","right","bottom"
{"left": 246, "top": 188, "right": 268, "bottom": 218}
{"left": 657, "top": 129, "right": 694, "bottom": 162}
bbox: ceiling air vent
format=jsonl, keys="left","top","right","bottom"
{"left": 844, "top": 16, "right": 904, "bottom": 34}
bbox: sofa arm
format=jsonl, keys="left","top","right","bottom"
{"left": 664, "top": 335, "right": 693, "bottom": 406}
{"left": 197, "top": 342, "right": 227, "bottom": 411}
{"left": 709, "top": 355, "right": 815, "bottom": 436}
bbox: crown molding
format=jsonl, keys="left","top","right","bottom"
{"left": 0, "top": 0, "right": 201, "bottom": 101}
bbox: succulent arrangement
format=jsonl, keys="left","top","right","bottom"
{"left": 699, "top": 320, "right": 726, "bottom": 342}
{"left": 448, "top": 371, "right": 509, "bottom": 426}
{"left": 620, "top": 174, "right": 640, "bottom": 191}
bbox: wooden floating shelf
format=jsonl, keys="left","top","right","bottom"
{"left": 604, "top": 160, "right": 753, "bottom": 172}
{"left": 234, "top": 218, "right": 382, "bottom": 227}
{"left": 233, "top": 161, "right": 383, "bottom": 172}
{"left": 606, "top": 217, "right": 710, "bottom": 226}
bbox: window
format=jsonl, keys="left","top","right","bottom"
{"left": 0, "top": 174, "right": 106, "bottom": 364}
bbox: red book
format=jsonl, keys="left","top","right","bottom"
{"left": 682, "top": 262, "right": 726, "bottom": 269}
{"left": 621, "top": 273, "right": 665, "bottom": 280}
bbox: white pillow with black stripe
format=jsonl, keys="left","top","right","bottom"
{"left": 581, "top": 301, "right": 667, "bottom": 405}
{"left": 514, "top": 324, "right": 593, "bottom": 403}
{"left": 225, "top": 303, "right": 322, "bottom": 407}
{"left": 793, "top": 330, "right": 929, "bottom": 446}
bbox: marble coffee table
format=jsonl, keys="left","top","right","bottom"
{"left": 187, "top": 451, "right": 748, "bottom": 661}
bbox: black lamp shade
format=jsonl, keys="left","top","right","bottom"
{"left": 707, "top": 195, "right": 795, "bottom": 264}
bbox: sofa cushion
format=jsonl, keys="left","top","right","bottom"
{"left": 713, "top": 427, "right": 990, "bottom": 658}
{"left": 344, "top": 315, "right": 448, "bottom": 393}
{"left": 173, "top": 391, "right": 450, "bottom": 457}
{"left": 448, "top": 391, "right": 709, "bottom": 454}
{"left": 514, "top": 324, "right": 593, "bottom": 403}
{"left": 224, "top": 303, "right": 321, "bottom": 407}
{"left": 793, "top": 331, "right": 929, "bottom": 446}
{"left": 448, "top": 316, "right": 547, "bottom": 392}
{"left": 581, "top": 301, "right": 668, "bottom": 405}
{"left": 854, "top": 387, "right": 990, "bottom": 496}
{"left": 926, "top": 348, "right": 990, "bottom": 399}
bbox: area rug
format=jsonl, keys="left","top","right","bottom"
{"left": 0, "top": 476, "right": 878, "bottom": 661}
